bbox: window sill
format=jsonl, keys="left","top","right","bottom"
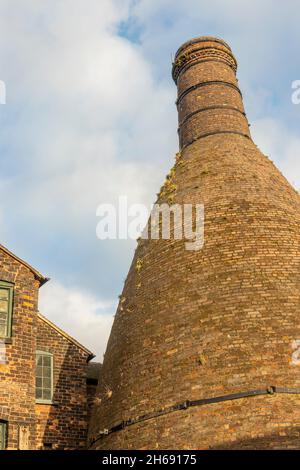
{"left": 0, "top": 337, "right": 12, "bottom": 344}
{"left": 35, "top": 400, "right": 57, "bottom": 406}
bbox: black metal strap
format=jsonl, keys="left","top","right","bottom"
{"left": 180, "top": 130, "right": 252, "bottom": 150}
{"left": 176, "top": 80, "right": 242, "bottom": 106}
{"left": 89, "top": 385, "right": 300, "bottom": 446}
{"left": 178, "top": 105, "right": 247, "bottom": 128}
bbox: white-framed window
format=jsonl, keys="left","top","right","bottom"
{"left": 0, "top": 281, "right": 14, "bottom": 338}
{"left": 36, "top": 351, "right": 53, "bottom": 403}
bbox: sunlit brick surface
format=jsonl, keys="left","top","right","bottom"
{"left": 89, "top": 37, "right": 300, "bottom": 450}
{"left": 0, "top": 247, "right": 92, "bottom": 449}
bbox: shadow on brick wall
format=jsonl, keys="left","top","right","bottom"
{"left": 36, "top": 342, "right": 89, "bottom": 450}
{"left": 212, "top": 427, "right": 300, "bottom": 449}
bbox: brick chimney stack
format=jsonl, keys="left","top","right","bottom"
{"left": 172, "top": 37, "right": 250, "bottom": 148}
{"left": 89, "top": 37, "right": 300, "bottom": 450}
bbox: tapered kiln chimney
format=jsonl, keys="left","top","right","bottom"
{"left": 89, "top": 37, "right": 300, "bottom": 449}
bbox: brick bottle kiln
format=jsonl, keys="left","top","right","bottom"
{"left": 89, "top": 37, "right": 300, "bottom": 449}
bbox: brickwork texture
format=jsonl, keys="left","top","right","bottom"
{"left": 0, "top": 246, "right": 93, "bottom": 449}
{"left": 35, "top": 316, "right": 90, "bottom": 450}
{"left": 89, "top": 37, "right": 300, "bottom": 449}
{"left": 0, "top": 249, "right": 39, "bottom": 449}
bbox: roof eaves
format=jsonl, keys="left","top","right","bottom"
{"left": 0, "top": 243, "right": 49, "bottom": 286}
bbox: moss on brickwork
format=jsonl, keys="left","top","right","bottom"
{"left": 89, "top": 37, "right": 300, "bottom": 450}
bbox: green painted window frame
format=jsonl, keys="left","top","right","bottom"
{"left": 0, "top": 281, "right": 14, "bottom": 339}
{"left": 35, "top": 351, "right": 54, "bottom": 404}
{"left": 0, "top": 421, "right": 7, "bottom": 450}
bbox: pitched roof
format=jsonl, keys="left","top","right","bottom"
{"left": 37, "top": 312, "right": 95, "bottom": 361}
{"left": 0, "top": 243, "right": 49, "bottom": 286}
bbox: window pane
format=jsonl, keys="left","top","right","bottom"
{"left": 0, "top": 325, "right": 6, "bottom": 337}
{"left": 43, "top": 378, "right": 51, "bottom": 389}
{"left": 43, "top": 389, "right": 51, "bottom": 401}
{"left": 0, "top": 289, "right": 9, "bottom": 300}
{"left": 36, "top": 377, "right": 42, "bottom": 388}
{"left": 36, "top": 388, "right": 43, "bottom": 399}
{"left": 0, "top": 300, "right": 8, "bottom": 312}
{"left": 0, "top": 312, "right": 7, "bottom": 337}
{"left": 36, "top": 356, "right": 43, "bottom": 366}
{"left": 43, "top": 356, "right": 51, "bottom": 367}
{"left": 36, "top": 366, "right": 42, "bottom": 377}
{"left": 43, "top": 366, "right": 51, "bottom": 378}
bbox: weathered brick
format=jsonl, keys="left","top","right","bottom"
{"left": 89, "top": 36, "right": 300, "bottom": 450}
{"left": 0, "top": 245, "right": 97, "bottom": 450}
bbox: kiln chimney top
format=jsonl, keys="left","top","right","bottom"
{"left": 172, "top": 36, "right": 237, "bottom": 84}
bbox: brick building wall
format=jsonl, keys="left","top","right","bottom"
{"left": 0, "top": 245, "right": 96, "bottom": 450}
{"left": 0, "top": 246, "right": 41, "bottom": 449}
{"left": 35, "top": 314, "right": 92, "bottom": 450}
{"left": 89, "top": 37, "right": 300, "bottom": 449}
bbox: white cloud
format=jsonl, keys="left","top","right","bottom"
{"left": 39, "top": 280, "right": 116, "bottom": 360}
{"left": 0, "top": 0, "right": 176, "bottom": 292}
{"left": 0, "top": 0, "right": 299, "bottom": 359}
{"left": 129, "top": 0, "right": 300, "bottom": 191}
{"left": 0, "top": 1, "right": 177, "bottom": 360}
{"left": 251, "top": 117, "right": 300, "bottom": 191}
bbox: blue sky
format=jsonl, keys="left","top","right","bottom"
{"left": 0, "top": 0, "right": 299, "bottom": 359}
